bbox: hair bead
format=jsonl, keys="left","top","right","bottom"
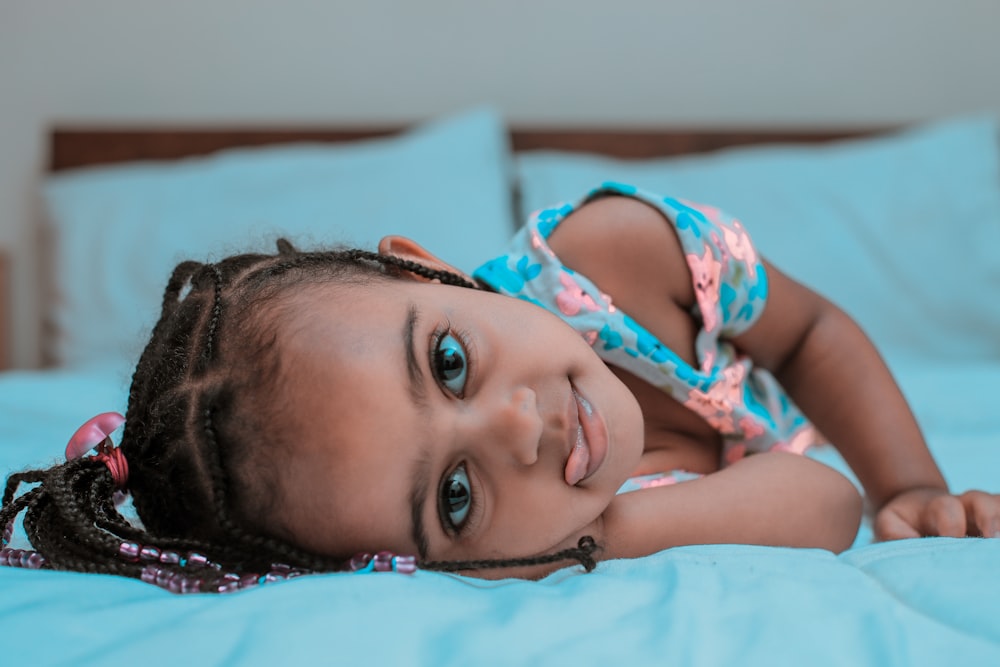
{"left": 180, "top": 577, "right": 202, "bottom": 594}
{"left": 393, "top": 555, "right": 417, "bottom": 574}
{"left": 216, "top": 581, "right": 240, "bottom": 594}
{"left": 373, "top": 551, "right": 394, "bottom": 572}
{"left": 139, "top": 546, "right": 161, "bottom": 562}
{"left": 154, "top": 569, "right": 173, "bottom": 588}
{"left": 186, "top": 552, "right": 210, "bottom": 569}
{"left": 349, "top": 552, "right": 373, "bottom": 572}
{"left": 25, "top": 552, "right": 45, "bottom": 569}
{"left": 345, "top": 551, "right": 416, "bottom": 574}
{"left": 159, "top": 550, "right": 181, "bottom": 565}
{"left": 119, "top": 541, "right": 141, "bottom": 562}
{"left": 0, "top": 548, "right": 47, "bottom": 570}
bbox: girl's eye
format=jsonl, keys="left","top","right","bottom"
{"left": 434, "top": 332, "right": 468, "bottom": 396}
{"left": 440, "top": 464, "right": 472, "bottom": 532}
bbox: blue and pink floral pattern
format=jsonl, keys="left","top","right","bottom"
{"left": 473, "top": 182, "right": 821, "bottom": 492}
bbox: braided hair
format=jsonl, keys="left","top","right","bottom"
{"left": 1, "top": 240, "right": 599, "bottom": 593}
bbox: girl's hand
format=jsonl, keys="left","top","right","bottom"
{"left": 874, "top": 487, "right": 1000, "bottom": 540}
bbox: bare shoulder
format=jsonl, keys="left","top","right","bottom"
{"left": 546, "top": 195, "right": 695, "bottom": 310}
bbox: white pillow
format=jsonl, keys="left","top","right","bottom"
{"left": 44, "top": 108, "right": 515, "bottom": 369}
{"left": 517, "top": 116, "right": 1000, "bottom": 363}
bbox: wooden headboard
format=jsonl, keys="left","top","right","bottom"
{"left": 49, "top": 126, "right": 883, "bottom": 171}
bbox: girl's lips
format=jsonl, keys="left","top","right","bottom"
{"left": 564, "top": 385, "right": 609, "bottom": 486}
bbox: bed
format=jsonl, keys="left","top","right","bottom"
{"left": 3, "top": 108, "right": 999, "bottom": 665}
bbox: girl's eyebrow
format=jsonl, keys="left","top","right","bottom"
{"left": 403, "top": 302, "right": 431, "bottom": 558}
{"left": 409, "top": 452, "right": 431, "bottom": 560}
{"left": 404, "top": 303, "right": 428, "bottom": 407}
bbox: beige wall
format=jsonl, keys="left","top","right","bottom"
{"left": 2, "top": 0, "right": 999, "bottom": 368}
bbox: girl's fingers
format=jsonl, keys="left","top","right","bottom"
{"left": 959, "top": 490, "right": 1000, "bottom": 538}
{"left": 873, "top": 507, "right": 921, "bottom": 541}
{"left": 876, "top": 490, "right": 1000, "bottom": 540}
{"left": 922, "top": 494, "right": 966, "bottom": 538}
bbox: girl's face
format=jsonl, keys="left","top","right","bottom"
{"left": 274, "top": 241, "right": 644, "bottom": 577}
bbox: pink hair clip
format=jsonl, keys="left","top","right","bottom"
{"left": 65, "top": 412, "right": 129, "bottom": 489}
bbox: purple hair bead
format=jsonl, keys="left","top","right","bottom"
{"left": 139, "top": 546, "right": 161, "bottom": 562}
{"left": 180, "top": 577, "right": 202, "bottom": 594}
{"left": 239, "top": 574, "right": 259, "bottom": 589}
{"left": 349, "top": 552, "right": 373, "bottom": 572}
{"left": 0, "top": 549, "right": 10, "bottom": 567}
{"left": 119, "top": 541, "right": 141, "bottom": 562}
{"left": 373, "top": 551, "right": 394, "bottom": 572}
{"left": 155, "top": 569, "right": 173, "bottom": 588}
{"left": 159, "top": 551, "right": 181, "bottom": 565}
{"left": 186, "top": 552, "right": 209, "bottom": 569}
{"left": 24, "top": 552, "right": 45, "bottom": 569}
{"left": 166, "top": 576, "right": 184, "bottom": 594}
{"left": 216, "top": 580, "right": 240, "bottom": 594}
{"left": 140, "top": 566, "right": 158, "bottom": 584}
{"left": 393, "top": 555, "right": 417, "bottom": 574}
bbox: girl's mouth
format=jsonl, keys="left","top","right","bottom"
{"left": 564, "top": 384, "right": 609, "bottom": 486}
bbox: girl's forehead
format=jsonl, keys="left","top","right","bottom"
{"left": 304, "top": 276, "right": 499, "bottom": 314}
{"left": 280, "top": 278, "right": 536, "bottom": 363}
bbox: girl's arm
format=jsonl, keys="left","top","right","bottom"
{"left": 600, "top": 452, "right": 863, "bottom": 558}
{"left": 469, "top": 452, "right": 859, "bottom": 581}
{"left": 549, "top": 194, "right": 1000, "bottom": 540}
{"left": 735, "top": 259, "right": 1000, "bottom": 539}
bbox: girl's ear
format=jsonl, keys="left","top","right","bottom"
{"left": 377, "top": 235, "right": 472, "bottom": 283}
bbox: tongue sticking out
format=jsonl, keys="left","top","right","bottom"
{"left": 564, "top": 423, "right": 590, "bottom": 486}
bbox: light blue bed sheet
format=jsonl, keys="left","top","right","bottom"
{"left": 2, "top": 366, "right": 998, "bottom": 666}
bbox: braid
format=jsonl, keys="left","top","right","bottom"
{"left": 3, "top": 469, "right": 43, "bottom": 505}
{"left": 2, "top": 237, "right": 604, "bottom": 592}
{"left": 198, "top": 398, "right": 344, "bottom": 572}
{"left": 420, "top": 536, "right": 600, "bottom": 574}
{"left": 345, "top": 249, "right": 480, "bottom": 288}
{"left": 0, "top": 485, "right": 37, "bottom": 532}
{"left": 200, "top": 265, "right": 225, "bottom": 371}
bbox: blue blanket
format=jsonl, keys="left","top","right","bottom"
{"left": 2, "top": 368, "right": 999, "bottom": 666}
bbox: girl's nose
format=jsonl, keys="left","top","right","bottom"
{"left": 469, "top": 386, "right": 542, "bottom": 467}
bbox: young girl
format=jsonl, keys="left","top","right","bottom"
{"left": 3, "top": 182, "right": 998, "bottom": 591}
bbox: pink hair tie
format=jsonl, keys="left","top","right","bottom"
{"left": 65, "top": 412, "right": 129, "bottom": 489}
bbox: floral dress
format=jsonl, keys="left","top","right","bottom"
{"left": 472, "top": 182, "right": 821, "bottom": 493}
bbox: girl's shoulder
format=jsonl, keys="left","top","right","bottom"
{"left": 547, "top": 193, "right": 696, "bottom": 313}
